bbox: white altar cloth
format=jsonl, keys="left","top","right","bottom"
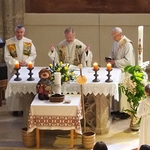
{"left": 5, "top": 67, "right": 122, "bottom": 101}
{"left": 5, "top": 67, "right": 41, "bottom": 98}
{"left": 28, "top": 94, "right": 82, "bottom": 134}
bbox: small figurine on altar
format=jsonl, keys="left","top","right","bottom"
{"left": 36, "top": 68, "right": 52, "bottom": 100}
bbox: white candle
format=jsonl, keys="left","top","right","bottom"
{"left": 138, "top": 26, "right": 144, "bottom": 65}
{"left": 54, "top": 85, "right": 61, "bottom": 94}
{"left": 14, "top": 61, "right": 19, "bottom": 69}
{"left": 107, "top": 63, "right": 112, "bottom": 71}
{"left": 93, "top": 62, "right": 98, "bottom": 71}
{"left": 28, "top": 61, "right": 33, "bottom": 69}
{"left": 54, "top": 72, "right": 61, "bottom": 85}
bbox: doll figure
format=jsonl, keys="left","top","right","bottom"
{"left": 36, "top": 68, "right": 52, "bottom": 100}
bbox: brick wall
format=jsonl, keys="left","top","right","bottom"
{"left": 25, "top": 0, "right": 150, "bottom": 13}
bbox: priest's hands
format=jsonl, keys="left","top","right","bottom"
{"left": 49, "top": 44, "right": 55, "bottom": 52}
{"left": 19, "top": 61, "right": 27, "bottom": 66}
{"left": 85, "top": 44, "right": 90, "bottom": 52}
{"left": 109, "top": 59, "right": 115, "bottom": 65}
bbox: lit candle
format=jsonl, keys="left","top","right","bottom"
{"left": 14, "top": 61, "right": 19, "bottom": 69}
{"left": 28, "top": 61, "right": 33, "bottom": 69}
{"left": 93, "top": 62, "right": 98, "bottom": 71}
{"left": 138, "top": 26, "right": 144, "bottom": 65}
{"left": 107, "top": 63, "right": 112, "bottom": 71}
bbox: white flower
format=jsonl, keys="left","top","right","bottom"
{"left": 121, "top": 74, "right": 137, "bottom": 95}
{"left": 143, "top": 71, "right": 148, "bottom": 80}
{"left": 141, "top": 79, "right": 148, "bottom": 86}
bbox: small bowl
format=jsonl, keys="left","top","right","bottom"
{"left": 64, "top": 99, "right": 71, "bottom": 103}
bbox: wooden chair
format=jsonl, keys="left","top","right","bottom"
{"left": 0, "top": 79, "right": 7, "bottom": 106}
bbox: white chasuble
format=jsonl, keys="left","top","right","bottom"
{"left": 48, "top": 38, "right": 93, "bottom": 67}
{"left": 65, "top": 42, "right": 76, "bottom": 64}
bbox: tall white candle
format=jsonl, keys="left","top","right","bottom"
{"left": 54, "top": 72, "right": 61, "bottom": 85}
{"left": 54, "top": 85, "right": 61, "bottom": 94}
{"left": 138, "top": 26, "right": 144, "bottom": 65}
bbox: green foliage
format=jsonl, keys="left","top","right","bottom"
{"left": 119, "top": 65, "right": 146, "bottom": 116}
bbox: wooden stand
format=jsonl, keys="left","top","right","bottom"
{"left": 35, "top": 128, "right": 76, "bottom": 149}
{"left": 0, "top": 79, "right": 7, "bottom": 106}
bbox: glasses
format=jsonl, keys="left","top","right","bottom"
{"left": 112, "top": 34, "right": 120, "bottom": 39}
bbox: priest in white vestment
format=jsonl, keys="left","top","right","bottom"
{"left": 137, "top": 84, "right": 150, "bottom": 148}
{"left": 48, "top": 27, "right": 93, "bottom": 67}
{"left": 4, "top": 25, "right": 37, "bottom": 116}
{"left": 108, "top": 27, "right": 135, "bottom": 112}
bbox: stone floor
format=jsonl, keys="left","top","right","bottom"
{"left": 0, "top": 100, "right": 140, "bottom": 150}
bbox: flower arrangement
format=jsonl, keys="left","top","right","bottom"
{"left": 48, "top": 62, "right": 77, "bottom": 84}
{"left": 119, "top": 65, "right": 148, "bottom": 117}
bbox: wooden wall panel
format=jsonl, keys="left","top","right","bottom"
{"left": 25, "top": 0, "right": 150, "bottom": 13}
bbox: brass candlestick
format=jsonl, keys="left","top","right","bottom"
{"left": 14, "top": 68, "right": 22, "bottom": 81}
{"left": 27, "top": 67, "right": 35, "bottom": 81}
{"left": 105, "top": 69, "right": 113, "bottom": 82}
{"left": 92, "top": 69, "right": 100, "bottom": 82}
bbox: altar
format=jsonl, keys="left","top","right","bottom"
{"left": 28, "top": 94, "right": 82, "bottom": 148}
{"left": 5, "top": 66, "right": 122, "bottom": 134}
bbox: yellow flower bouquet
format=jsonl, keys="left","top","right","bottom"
{"left": 48, "top": 62, "right": 77, "bottom": 84}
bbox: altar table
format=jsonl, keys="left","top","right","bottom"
{"left": 5, "top": 66, "right": 122, "bottom": 134}
{"left": 27, "top": 94, "right": 82, "bottom": 148}
{"left": 5, "top": 66, "right": 122, "bottom": 100}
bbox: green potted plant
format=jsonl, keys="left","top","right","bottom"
{"left": 119, "top": 65, "right": 148, "bottom": 130}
